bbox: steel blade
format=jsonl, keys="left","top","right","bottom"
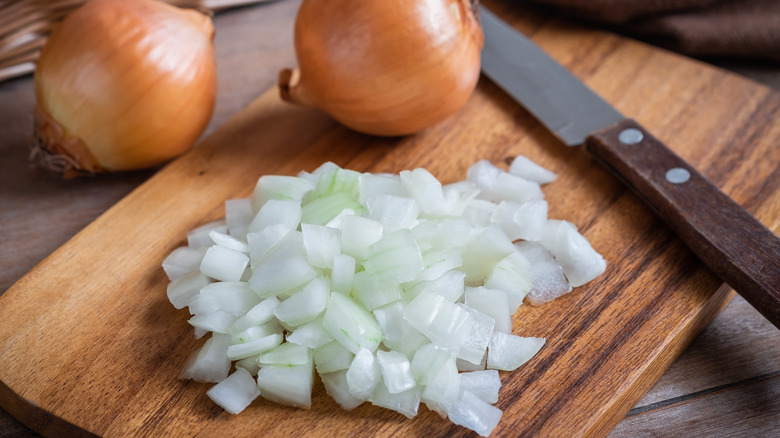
{"left": 480, "top": 8, "right": 624, "bottom": 146}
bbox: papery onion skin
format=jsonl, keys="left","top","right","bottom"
{"left": 279, "top": 0, "right": 484, "bottom": 137}
{"left": 34, "top": 0, "right": 217, "bottom": 175}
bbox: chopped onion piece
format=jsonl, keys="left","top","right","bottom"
{"left": 346, "top": 348, "right": 381, "bottom": 399}
{"left": 252, "top": 174, "right": 315, "bottom": 212}
{"left": 421, "top": 354, "right": 460, "bottom": 417}
{"left": 459, "top": 370, "right": 500, "bottom": 404}
{"left": 487, "top": 332, "right": 545, "bottom": 371}
{"left": 460, "top": 224, "right": 515, "bottom": 284}
{"left": 208, "top": 230, "right": 250, "bottom": 253}
{"left": 163, "top": 246, "right": 206, "bottom": 281}
{"left": 330, "top": 254, "right": 357, "bottom": 294}
{"left": 323, "top": 293, "right": 383, "bottom": 354}
{"left": 455, "top": 305, "right": 494, "bottom": 365}
{"left": 225, "top": 198, "right": 254, "bottom": 237}
{"left": 167, "top": 270, "right": 212, "bottom": 309}
{"left": 516, "top": 241, "right": 572, "bottom": 305}
{"left": 352, "top": 271, "right": 402, "bottom": 310}
{"left": 370, "top": 381, "right": 422, "bottom": 419}
{"left": 199, "top": 281, "right": 260, "bottom": 316}
{"left": 359, "top": 172, "right": 407, "bottom": 210}
{"left": 465, "top": 287, "right": 512, "bottom": 334}
{"left": 540, "top": 220, "right": 607, "bottom": 287}
{"left": 227, "top": 333, "right": 283, "bottom": 361}
{"left": 373, "top": 301, "right": 428, "bottom": 358}
{"left": 301, "top": 224, "right": 341, "bottom": 269}
{"left": 491, "top": 199, "right": 548, "bottom": 242}
{"left": 376, "top": 350, "right": 416, "bottom": 394}
{"left": 362, "top": 229, "right": 424, "bottom": 284}
{"left": 187, "top": 220, "right": 226, "bottom": 249}
{"left": 314, "top": 340, "right": 355, "bottom": 374}
{"left": 340, "top": 215, "right": 383, "bottom": 262}
{"left": 322, "top": 370, "right": 364, "bottom": 410}
{"left": 401, "top": 168, "right": 446, "bottom": 216}
{"left": 368, "top": 194, "right": 420, "bottom": 232}
{"left": 286, "top": 316, "right": 334, "bottom": 349}
{"left": 484, "top": 251, "right": 532, "bottom": 313}
{"left": 492, "top": 172, "right": 544, "bottom": 204}
{"left": 411, "top": 343, "right": 453, "bottom": 385}
{"left": 188, "top": 310, "right": 237, "bottom": 334}
{"left": 248, "top": 232, "right": 317, "bottom": 298}
{"left": 404, "top": 291, "right": 471, "bottom": 352}
{"left": 508, "top": 155, "right": 557, "bottom": 184}
{"left": 180, "top": 333, "right": 232, "bottom": 382}
{"left": 448, "top": 390, "right": 502, "bottom": 437}
{"left": 467, "top": 160, "right": 502, "bottom": 201}
{"left": 228, "top": 296, "right": 280, "bottom": 334}
{"left": 273, "top": 277, "right": 329, "bottom": 327}
{"left": 231, "top": 321, "right": 283, "bottom": 343}
{"left": 206, "top": 367, "right": 260, "bottom": 415}
{"left": 200, "top": 245, "right": 249, "bottom": 282}
{"left": 257, "top": 342, "right": 311, "bottom": 365}
{"left": 257, "top": 355, "right": 314, "bottom": 409}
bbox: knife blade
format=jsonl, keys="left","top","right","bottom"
{"left": 479, "top": 7, "right": 780, "bottom": 328}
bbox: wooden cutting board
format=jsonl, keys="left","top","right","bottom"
{"left": 1, "top": 5, "right": 778, "bottom": 437}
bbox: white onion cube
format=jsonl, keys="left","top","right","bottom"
{"left": 163, "top": 246, "right": 205, "bottom": 281}
{"left": 207, "top": 367, "right": 260, "bottom": 415}
{"left": 516, "top": 241, "right": 572, "bottom": 305}
{"left": 321, "top": 370, "right": 365, "bottom": 410}
{"left": 301, "top": 223, "right": 341, "bottom": 269}
{"left": 167, "top": 271, "right": 212, "bottom": 309}
{"left": 274, "top": 277, "right": 329, "bottom": 327}
{"left": 323, "top": 291, "right": 383, "bottom": 354}
{"left": 370, "top": 381, "right": 422, "bottom": 419}
{"left": 465, "top": 287, "right": 512, "bottom": 334}
{"left": 508, "top": 155, "right": 557, "bottom": 184}
{"left": 459, "top": 370, "right": 501, "bottom": 404}
{"left": 249, "top": 232, "right": 317, "bottom": 298}
{"left": 180, "top": 333, "right": 232, "bottom": 383}
{"left": 286, "top": 316, "right": 335, "bottom": 349}
{"left": 448, "top": 390, "right": 503, "bottom": 437}
{"left": 257, "top": 355, "right": 314, "bottom": 409}
{"left": 331, "top": 253, "right": 356, "bottom": 294}
{"left": 376, "top": 350, "right": 416, "bottom": 394}
{"left": 487, "top": 331, "right": 545, "bottom": 371}
{"left": 314, "top": 340, "right": 355, "bottom": 374}
{"left": 460, "top": 224, "right": 515, "bottom": 284}
{"left": 400, "top": 168, "right": 446, "bottom": 216}
{"left": 540, "top": 220, "right": 606, "bottom": 287}
{"left": 200, "top": 245, "right": 249, "bottom": 282}
{"left": 227, "top": 333, "right": 283, "bottom": 360}
{"left": 411, "top": 343, "right": 453, "bottom": 386}
{"left": 346, "top": 348, "right": 381, "bottom": 400}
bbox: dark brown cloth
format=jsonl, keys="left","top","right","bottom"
{"left": 524, "top": 0, "right": 780, "bottom": 62}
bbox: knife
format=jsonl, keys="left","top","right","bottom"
{"left": 479, "top": 8, "right": 780, "bottom": 329}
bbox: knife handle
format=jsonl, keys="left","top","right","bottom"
{"left": 585, "top": 119, "right": 780, "bottom": 329}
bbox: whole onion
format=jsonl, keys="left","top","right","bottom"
{"left": 33, "top": 0, "right": 217, "bottom": 176}
{"left": 279, "top": 0, "right": 484, "bottom": 137}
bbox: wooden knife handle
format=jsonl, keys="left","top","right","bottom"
{"left": 585, "top": 118, "right": 780, "bottom": 329}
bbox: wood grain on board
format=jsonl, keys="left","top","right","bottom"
{"left": 1, "top": 1, "right": 779, "bottom": 437}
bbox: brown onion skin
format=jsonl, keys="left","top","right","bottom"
{"left": 34, "top": 0, "right": 216, "bottom": 174}
{"left": 280, "top": 0, "right": 483, "bottom": 137}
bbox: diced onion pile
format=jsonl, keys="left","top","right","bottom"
{"left": 163, "top": 157, "right": 606, "bottom": 436}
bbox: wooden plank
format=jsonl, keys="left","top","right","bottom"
{"left": 1, "top": 3, "right": 778, "bottom": 437}
{"left": 610, "top": 372, "right": 780, "bottom": 437}
{"left": 629, "top": 294, "right": 780, "bottom": 409}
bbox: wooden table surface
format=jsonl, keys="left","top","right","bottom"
{"left": 1, "top": 1, "right": 778, "bottom": 436}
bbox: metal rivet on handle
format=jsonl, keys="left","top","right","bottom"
{"left": 666, "top": 167, "right": 691, "bottom": 184}
{"left": 618, "top": 128, "right": 644, "bottom": 145}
